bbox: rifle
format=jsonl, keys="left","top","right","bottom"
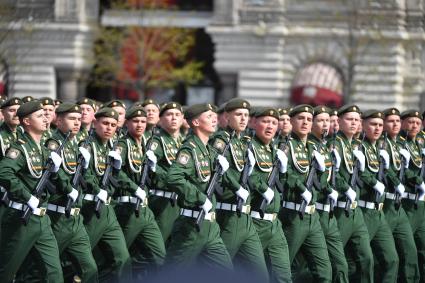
{"left": 135, "top": 127, "right": 158, "bottom": 217}
{"left": 329, "top": 127, "right": 338, "bottom": 217}
{"left": 195, "top": 130, "right": 235, "bottom": 231}
{"left": 94, "top": 127, "right": 124, "bottom": 218}
{"left": 259, "top": 135, "right": 290, "bottom": 218}
{"left": 299, "top": 130, "right": 326, "bottom": 219}
{"left": 236, "top": 130, "right": 256, "bottom": 217}
{"left": 375, "top": 132, "right": 388, "bottom": 209}
{"left": 21, "top": 131, "right": 71, "bottom": 225}
{"left": 345, "top": 132, "right": 365, "bottom": 216}
{"left": 395, "top": 131, "right": 408, "bottom": 210}
{"left": 65, "top": 128, "right": 95, "bottom": 218}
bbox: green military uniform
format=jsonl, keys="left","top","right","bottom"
{"left": 165, "top": 103, "right": 233, "bottom": 269}
{"left": 0, "top": 101, "right": 63, "bottom": 283}
{"left": 400, "top": 110, "right": 425, "bottom": 282}
{"left": 380, "top": 108, "right": 420, "bottom": 282}
{"left": 209, "top": 99, "right": 269, "bottom": 280}
{"left": 356, "top": 110, "right": 399, "bottom": 283}
{"left": 80, "top": 108, "right": 131, "bottom": 282}
{"left": 333, "top": 105, "right": 374, "bottom": 282}
{"left": 114, "top": 106, "right": 166, "bottom": 274}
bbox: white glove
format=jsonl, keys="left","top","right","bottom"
{"left": 422, "top": 148, "right": 425, "bottom": 157}
{"left": 201, "top": 198, "right": 212, "bottom": 213}
{"left": 67, "top": 188, "right": 79, "bottom": 202}
{"left": 345, "top": 187, "right": 357, "bottom": 202}
{"left": 328, "top": 189, "right": 339, "bottom": 203}
{"left": 276, "top": 149, "right": 288, "bottom": 173}
{"left": 301, "top": 189, "right": 312, "bottom": 204}
{"left": 27, "top": 195, "right": 39, "bottom": 210}
{"left": 146, "top": 150, "right": 157, "bottom": 172}
{"left": 373, "top": 181, "right": 385, "bottom": 196}
{"left": 399, "top": 149, "right": 411, "bottom": 168}
{"left": 262, "top": 187, "right": 275, "bottom": 205}
{"left": 78, "top": 147, "right": 91, "bottom": 169}
{"left": 353, "top": 149, "right": 366, "bottom": 172}
{"left": 96, "top": 189, "right": 108, "bottom": 203}
{"left": 379, "top": 150, "right": 390, "bottom": 170}
{"left": 108, "top": 150, "right": 122, "bottom": 170}
{"left": 49, "top": 151, "right": 62, "bottom": 173}
{"left": 236, "top": 186, "right": 249, "bottom": 204}
{"left": 395, "top": 183, "right": 405, "bottom": 195}
{"left": 332, "top": 149, "right": 341, "bottom": 171}
{"left": 135, "top": 187, "right": 147, "bottom": 201}
{"left": 313, "top": 150, "right": 326, "bottom": 172}
{"left": 217, "top": 155, "right": 229, "bottom": 173}
{"left": 417, "top": 182, "right": 425, "bottom": 194}
{"left": 247, "top": 149, "right": 255, "bottom": 176}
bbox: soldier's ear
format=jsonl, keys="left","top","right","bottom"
{"left": 191, "top": 118, "right": 200, "bottom": 127}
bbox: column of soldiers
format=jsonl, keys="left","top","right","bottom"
{"left": 0, "top": 94, "right": 425, "bottom": 283}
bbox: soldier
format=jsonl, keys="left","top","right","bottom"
{"left": 180, "top": 106, "right": 190, "bottom": 137}
{"left": 0, "top": 101, "right": 63, "bottom": 282}
{"left": 142, "top": 99, "right": 160, "bottom": 139}
{"left": 76, "top": 98, "right": 96, "bottom": 142}
{"left": 165, "top": 103, "right": 233, "bottom": 269}
{"left": 40, "top": 97, "right": 56, "bottom": 143}
{"left": 216, "top": 103, "right": 228, "bottom": 130}
{"left": 21, "top": 96, "right": 35, "bottom": 104}
{"left": 248, "top": 107, "right": 292, "bottom": 282}
{"left": 356, "top": 110, "right": 399, "bottom": 282}
{"left": 104, "top": 100, "right": 127, "bottom": 128}
{"left": 382, "top": 107, "right": 419, "bottom": 282}
{"left": 400, "top": 110, "right": 425, "bottom": 282}
{"left": 0, "top": 97, "right": 23, "bottom": 158}
{"left": 148, "top": 102, "right": 184, "bottom": 242}
{"left": 329, "top": 109, "right": 339, "bottom": 136}
{"left": 80, "top": 107, "right": 131, "bottom": 282}
{"left": 0, "top": 95, "right": 6, "bottom": 122}
{"left": 278, "top": 107, "right": 292, "bottom": 137}
{"left": 333, "top": 104, "right": 374, "bottom": 282}
{"left": 114, "top": 105, "right": 166, "bottom": 275}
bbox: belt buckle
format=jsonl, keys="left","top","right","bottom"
{"left": 351, "top": 201, "right": 358, "bottom": 209}
{"left": 72, "top": 208, "right": 80, "bottom": 216}
{"left": 378, "top": 203, "right": 384, "bottom": 211}
{"left": 105, "top": 196, "right": 111, "bottom": 205}
{"left": 308, "top": 205, "right": 316, "bottom": 214}
{"left": 39, "top": 208, "right": 46, "bottom": 217}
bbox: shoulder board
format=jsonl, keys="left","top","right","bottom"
{"left": 399, "top": 136, "right": 405, "bottom": 141}
{"left": 17, "top": 139, "right": 25, "bottom": 145}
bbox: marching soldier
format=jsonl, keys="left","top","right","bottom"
{"left": 80, "top": 107, "right": 131, "bottom": 282}
{"left": 104, "top": 100, "right": 127, "bottom": 129}
{"left": 114, "top": 105, "right": 166, "bottom": 275}
{"left": 209, "top": 98, "right": 269, "bottom": 280}
{"left": 216, "top": 103, "right": 228, "bottom": 130}
{"left": 382, "top": 107, "right": 419, "bottom": 282}
{"left": 40, "top": 97, "right": 56, "bottom": 144}
{"left": 278, "top": 107, "right": 292, "bottom": 137}
{"left": 142, "top": 99, "right": 160, "bottom": 140}
{"left": 165, "top": 103, "right": 233, "bottom": 269}
{"left": 0, "top": 98, "right": 23, "bottom": 158}
{"left": 332, "top": 104, "right": 374, "bottom": 282}
{"left": 148, "top": 102, "right": 184, "bottom": 242}
{"left": 400, "top": 110, "right": 425, "bottom": 282}
{"left": 76, "top": 98, "right": 96, "bottom": 142}
{"left": 0, "top": 101, "right": 64, "bottom": 282}
{"left": 329, "top": 109, "right": 339, "bottom": 136}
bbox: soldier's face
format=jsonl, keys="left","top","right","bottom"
{"left": 312, "top": 113, "right": 330, "bottom": 137}
{"left": 255, "top": 116, "right": 278, "bottom": 144}
{"left": 160, "top": 109, "right": 183, "bottom": 133}
{"left": 339, "top": 112, "right": 360, "bottom": 137}
{"left": 226, "top": 109, "right": 249, "bottom": 133}
{"left": 278, "top": 114, "right": 292, "bottom": 135}
{"left": 80, "top": 104, "right": 95, "bottom": 125}
{"left": 290, "top": 112, "right": 313, "bottom": 138}
{"left": 56, "top": 113, "right": 82, "bottom": 136}
{"left": 363, "top": 118, "right": 383, "bottom": 142}
{"left": 384, "top": 115, "right": 400, "bottom": 137}
{"left": 144, "top": 104, "right": 160, "bottom": 126}
{"left": 192, "top": 110, "right": 217, "bottom": 134}
{"left": 23, "top": 109, "right": 48, "bottom": 133}
{"left": 402, "top": 117, "right": 421, "bottom": 138}
{"left": 112, "top": 106, "right": 126, "bottom": 128}
{"left": 126, "top": 116, "right": 147, "bottom": 138}
{"left": 330, "top": 115, "right": 339, "bottom": 134}
{"left": 2, "top": 105, "right": 20, "bottom": 127}
{"left": 43, "top": 105, "right": 55, "bottom": 124}
{"left": 94, "top": 117, "right": 118, "bottom": 141}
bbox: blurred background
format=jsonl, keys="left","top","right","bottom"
{"left": 0, "top": 0, "right": 424, "bottom": 110}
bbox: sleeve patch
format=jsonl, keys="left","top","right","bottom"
{"left": 47, "top": 140, "right": 59, "bottom": 151}
{"left": 116, "top": 145, "right": 123, "bottom": 154}
{"left": 213, "top": 138, "right": 225, "bottom": 152}
{"left": 177, "top": 152, "right": 190, "bottom": 165}
{"left": 150, "top": 141, "right": 159, "bottom": 151}
{"left": 6, "top": 148, "right": 20, "bottom": 159}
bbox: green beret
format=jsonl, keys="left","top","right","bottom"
{"left": 22, "top": 96, "right": 35, "bottom": 104}
{"left": 77, "top": 98, "right": 96, "bottom": 111}
{"left": 104, "top": 100, "right": 126, "bottom": 109}
{"left": 337, "top": 104, "right": 361, "bottom": 117}
{"left": 330, "top": 109, "right": 338, "bottom": 116}
{"left": 94, "top": 107, "right": 119, "bottom": 121}
{"left": 362, "top": 109, "right": 384, "bottom": 120}
{"left": 313, "top": 106, "right": 331, "bottom": 117}
{"left": 250, "top": 106, "right": 263, "bottom": 117}
{"left": 40, "top": 97, "right": 55, "bottom": 106}
{"left": 141, "top": 98, "right": 159, "bottom": 109}
{"left": 125, "top": 106, "right": 146, "bottom": 119}
{"left": 400, "top": 109, "right": 423, "bottom": 120}
{"left": 216, "top": 103, "right": 226, "bottom": 114}
{"left": 278, "top": 107, "right": 292, "bottom": 116}
{"left": 55, "top": 103, "right": 81, "bottom": 115}
{"left": 224, "top": 98, "right": 250, "bottom": 112}
{"left": 54, "top": 99, "right": 63, "bottom": 106}
{"left": 383, "top": 107, "right": 400, "bottom": 118}
{"left": 185, "top": 103, "right": 216, "bottom": 120}
{"left": 1, "top": 97, "right": 22, "bottom": 109}
{"left": 17, "top": 101, "right": 44, "bottom": 118}
{"left": 254, "top": 107, "right": 279, "bottom": 120}
{"left": 160, "top": 102, "right": 183, "bottom": 116}
{"left": 289, "top": 104, "right": 314, "bottom": 117}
